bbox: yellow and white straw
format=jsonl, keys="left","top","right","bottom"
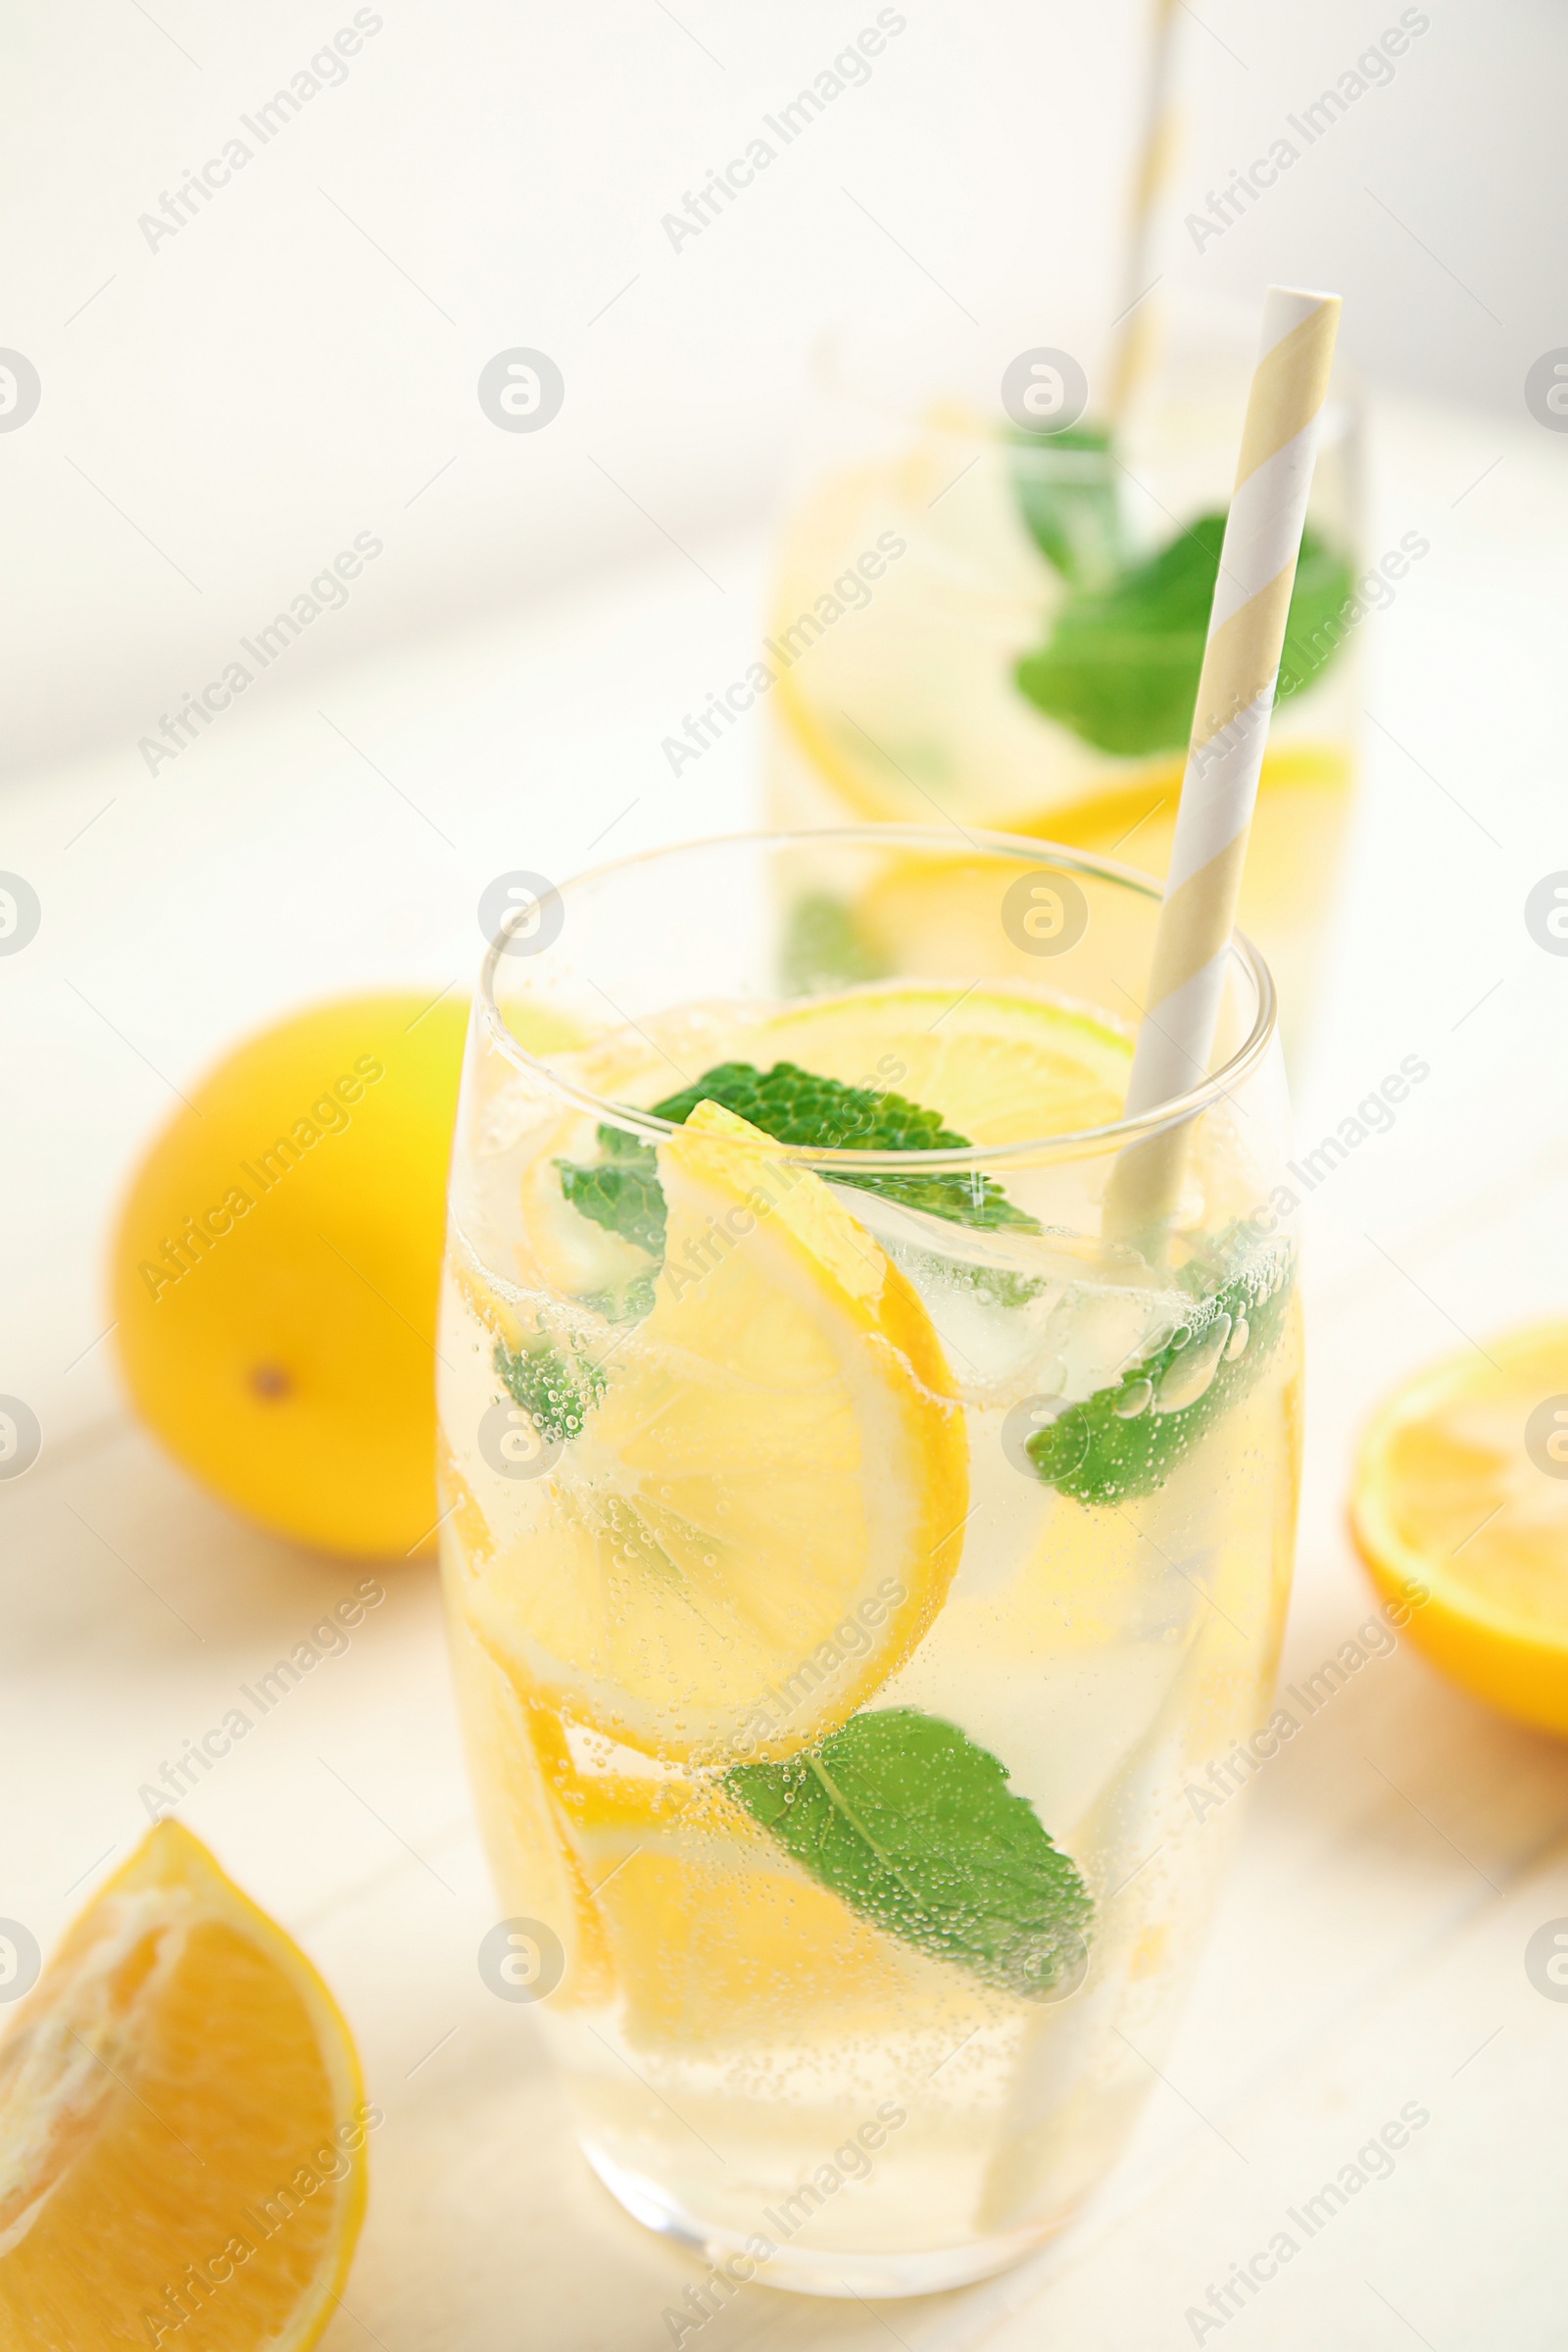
{"left": 1109, "top": 284, "right": 1342, "bottom": 1232}
{"left": 1107, "top": 0, "right": 1181, "bottom": 426}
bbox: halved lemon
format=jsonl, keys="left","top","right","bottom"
{"left": 1350, "top": 1323, "right": 1568, "bottom": 1735}
{"left": 0, "top": 1821, "right": 368, "bottom": 2350}
{"left": 461, "top": 1100, "right": 968, "bottom": 1763}
{"left": 750, "top": 981, "right": 1131, "bottom": 1144}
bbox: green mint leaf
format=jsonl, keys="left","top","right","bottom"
{"left": 555, "top": 1130, "right": 665, "bottom": 1257}
{"left": 574, "top": 1273, "right": 658, "bottom": 1325}
{"left": 779, "top": 891, "right": 890, "bottom": 995}
{"left": 1275, "top": 531, "right": 1361, "bottom": 704}
{"left": 1013, "top": 513, "right": 1352, "bottom": 758}
{"left": 1008, "top": 421, "right": 1124, "bottom": 589}
{"left": 902, "top": 1245, "right": 1047, "bottom": 1310}
{"left": 725, "top": 1708, "right": 1092, "bottom": 2001}
{"left": 493, "top": 1335, "right": 605, "bottom": 1446}
{"left": 1025, "top": 1237, "right": 1295, "bottom": 1505}
{"left": 555, "top": 1061, "right": 1039, "bottom": 1302}
{"left": 648, "top": 1062, "right": 1039, "bottom": 1234}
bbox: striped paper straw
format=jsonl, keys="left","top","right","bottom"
{"left": 1106, "top": 0, "right": 1181, "bottom": 426}
{"left": 1106, "top": 284, "right": 1343, "bottom": 1238}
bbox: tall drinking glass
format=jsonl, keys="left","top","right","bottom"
{"left": 438, "top": 829, "right": 1301, "bottom": 2297}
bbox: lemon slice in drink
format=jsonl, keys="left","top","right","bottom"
{"left": 750, "top": 981, "right": 1130, "bottom": 1144}
{"left": 1350, "top": 1323, "right": 1568, "bottom": 1735}
{"left": 463, "top": 1101, "right": 968, "bottom": 1764}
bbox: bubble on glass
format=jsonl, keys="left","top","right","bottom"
{"left": 1039, "top": 1928, "right": 1090, "bottom": 2004}
{"left": 1002, "top": 1393, "right": 1083, "bottom": 1478}
{"left": 1155, "top": 1319, "right": 1230, "bottom": 1414}
{"left": 1113, "top": 1379, "right": 1152, "bottom": 1419}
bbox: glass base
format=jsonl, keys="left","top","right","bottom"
{"left": 581, "top": 2139, "right": 1062, "bottom": 2299}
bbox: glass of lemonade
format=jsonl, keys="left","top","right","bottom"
{"left": 437, "top": 828, "right": 1302, "bottom": 2298}
{"left": 765, "top": 302, "right": 1365, "bottom": 1061}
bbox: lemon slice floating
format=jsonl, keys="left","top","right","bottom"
{"left": 750, "top": 981, "right": 1131, "bottom": 1145}
{"left": 0, "top": 1822, "right": 368, "bottom": 2350}
{"left": 1350, "top": 1323, "right": 1568, "bottom": 1735}
{"left": 465, "top": 1101, "right": 968, "bottom": 1763}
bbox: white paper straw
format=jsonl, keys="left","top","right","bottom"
{"left": 1106, "top": 283, "right": 1343, "bottom": 1236}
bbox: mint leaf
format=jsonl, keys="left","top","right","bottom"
{"left": 1008, "top": 421, "right": 1123, "bottom": 589}
{"left": 575, "top": 1273, "right": 658, "bottom": 1325}
{"left": 902, "top": 1245, "right": 1046, "bottom": 1311}
{"left": 1276, "top": 533, "right": 1361, "bottom": 702}
{"left": 494, "top": 1335, "right": 605, "bottom": 1446}
{"left": 649, "top": 1062, "right": 1039, "bottom": 1233}
{"left": 1013, "top": 513, "right": 1352, "bottom": 758}
{"left": 726, "top": 1708, "right": 1092, "bottom": 2001}
{"left": 779, "top": 891, "right": 890, "bottom": 995}
{"left": 1025, "top": 1237, "right": 1294, "bottom": 1506}
{"left": 556, "top": 1060, "right": 1038, "bottom": 1295}
{"left": 555, "top": 1126, "right": 665, "bottom": 1256}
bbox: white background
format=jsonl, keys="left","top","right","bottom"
{"left": 3, "top": 0, "right": 1564, "bottom": 777}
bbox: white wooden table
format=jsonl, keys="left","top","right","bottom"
{"left": 5, "top": 389, "right": 1568, "bottom": 2350}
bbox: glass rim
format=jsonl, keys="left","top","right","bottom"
{"left": 475, "top": 825, "right": 1279, "bottom": 1170}
{"left": 808, "top": 311, "right": 1359, "bottom": 467}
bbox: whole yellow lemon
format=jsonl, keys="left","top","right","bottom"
{"left": 113, "top": 992, "right": 468, "bottom": 1558}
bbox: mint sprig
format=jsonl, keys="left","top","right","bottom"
{"left": 494, "top": 1335, "right": 605, "bottom": 1446}
{"left": 726, "top": 1708, "right": 1092, "bottom": 2002}
{"left": 1014, "top": 511, "right": 1352, "bottom": 758}
{"left": 1025, "top": 1237, "right": 1294, "bottom": 1506}
{"left": 558, "top": 1125, "right": 665, "bottom": 1257}
{"left": 1008, "top": 421, "right": 1123, "bottom": 589}
{"left": 555, "top": 1060, "right": 1039, "bottom": 1272}
{"left": 779, "top": 891, "right": 890, "bottom": 996}
{"left": 654, "top": 1063, "right": 1039, "bottom": 1233}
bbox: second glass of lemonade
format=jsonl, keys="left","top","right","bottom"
{"left": 438, "top": 829, "right": 1301, "bottom": 2297}
{"left": 765, "top": 304, "right": 1365, "bottom": 1058}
